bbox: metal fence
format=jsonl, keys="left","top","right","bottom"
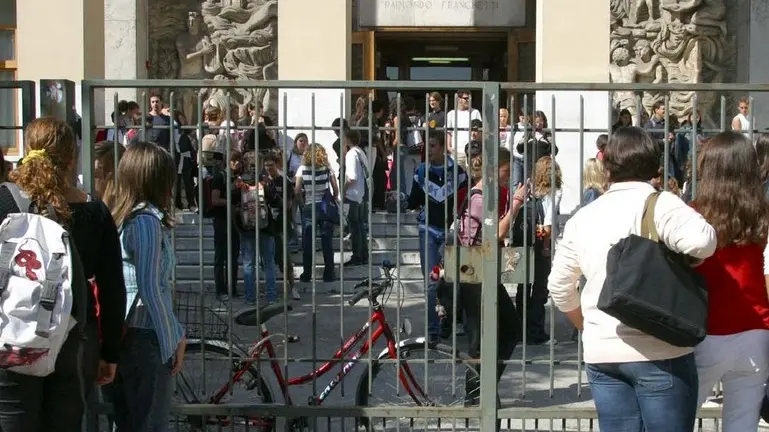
{"left": 5, "top": 79, "right": 768, "bottom": 430}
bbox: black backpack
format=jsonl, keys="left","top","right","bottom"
{"left": 511, "top": 196, "right": 545, "bottom": 248}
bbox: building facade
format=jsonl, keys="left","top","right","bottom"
{"left": 1, "top": 0, "right": 769, "bottom": 209}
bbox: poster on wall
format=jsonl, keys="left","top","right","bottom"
{"left": 359, "top": 0, "right": 526, "bottom": 27}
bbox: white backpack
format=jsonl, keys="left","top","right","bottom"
{"left": 0, "top": 183, "right": 85, "bottom": 377}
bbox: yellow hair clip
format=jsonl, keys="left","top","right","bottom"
{"left": 24, "top": 149, "right": 47, "bottom": 162}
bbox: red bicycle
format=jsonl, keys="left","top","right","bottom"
{"left": 172, "top": 261, "right": 478, "bottom": 431}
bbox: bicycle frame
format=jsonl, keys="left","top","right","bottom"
{"left": 209, "top": 303, "right": 428, "bottom": 408}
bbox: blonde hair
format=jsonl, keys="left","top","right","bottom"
{"left": 302, "top": 143, "right": 329, "bottom": 168}
{"left": 104, "top": 142, "right": 176, "bottom": 228}
{"left": 583, "top": 158, "right": 607, "bottom": 193}
{"left": 11, "top": 117, "right": 76, "bottom": 224}
{"left": 534, "top": 156, "right": 563, "bottom": 197}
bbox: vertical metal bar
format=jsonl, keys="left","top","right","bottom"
{"left": 576, "top": 95, "right": 584, "bottom": 398}
{"left": 366, "top": 93, "right": 374, "bottom": 396}
{"left": 80, "top": 82, "right": 94, "bottom": 194}
{"left": 607, "top": 93, "right": 614, "bottom": 136}
{"left": 112, "top": 93, "right": 120, "bottom": 189}
{"left": 281, "top": 90, "right": 290, "bottom": 393}
{"left": 548, "top": 95, "right": 556, "bottom": 397}
{"left": 692, "top": 94, "right": 700, "bottom": 200}
{"left": 195, "top": 90, "right": 207, "bottom": 396}
{"left": 310, "top": 92, "right": 318, "bottom": 402}
{"left": 662, "top": 95, "right": 670, "bottom": 190}
{"left": 635, "top": 94, "right": 643, "bottom": 126}
{"left": 520, "top": 93, "right": 529, "bottom": 398}
{"left": 395, "top": 92, "right": 403, "bottom": 396}
{"left": 719, "top": 96, "right": 727, "bottom": 133}
{"left": 423, "top": 91, "right": 431, "bottom": 396}
{"left": 168, "top": 94, "right": 177, "bottom": 294}
{"left": 449, "top": 91, "right": 459, "bottom": 405}
{"left": 140, "top": 92, "right": 147, "bottom": 141}
{"left": 750, "top": 96, "right": 756, "bottom": 143}
{"left": 337, "top": 91, "right": 345, "bottom": 395}
{"left": 224, "top": 93, "right": 235, "bottom": 398}
{"left": 479, "top": 82, "right": 500, "bottom": 432}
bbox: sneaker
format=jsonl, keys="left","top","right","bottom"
{"left": 291, "top": 287, "right": 301, "bottom": 301}
{"left": 344, "top": 258, "right": 363, "bottom": 267}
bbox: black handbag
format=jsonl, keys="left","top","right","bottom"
{"left": 597, "top": 191, "right": 708, "bottom": 347}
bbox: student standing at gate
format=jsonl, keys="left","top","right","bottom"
{"left": 210, "top": 151, "right": 243, "bottom": 300}
{"left": 408, "top": 133, "right": 468, "bottom": 342}
{"left": 446, "top": 89, "right": 481, "bottom": 169}
{"left": 548, "top": 127, "right": 716, "bottom": 431}
{"left": 0, "top": 118, "right": 126, "bottom": 432}
{"left": 342, "top": 129, "right": 369, "bottom": 267}
{"left": 104, "top": 141, "right": 185, "bottom": 432}
{"left": 691, "top": 131, "right": 769, "bottom": 431}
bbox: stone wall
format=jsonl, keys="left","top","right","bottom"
{"left": 609, "top": 0, "right": 736, "bottom": 128}
{"left": 147, "top": 0, "right": 278, "bottom": 121}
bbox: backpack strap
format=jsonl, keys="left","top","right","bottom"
{"left": 35, "top": 253, "right": 64, "bottom": 338}
{"left": 1, "top": 182, "right": 57, "bottom": 222}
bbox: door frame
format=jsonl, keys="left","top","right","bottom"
{"left": 506, "top": 29, "right": 535, "bottom": 115}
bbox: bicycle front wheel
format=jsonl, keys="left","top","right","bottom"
{"left": 355, "top": 341, "right": 479, "bottom": 431}
{"left": 172, "top": 342, "right": 276, "bottom": 431}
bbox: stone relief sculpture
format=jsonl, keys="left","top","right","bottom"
{"left": 148, "top": 0, "right": 278, "bottom": 120}
{"left": 609, "top": 0, "right": 734, "bottom": 126}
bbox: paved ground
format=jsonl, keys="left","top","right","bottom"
{"left": 158, "top": 284, "right": 749, "bottom": 432}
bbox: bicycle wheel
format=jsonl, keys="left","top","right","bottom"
{"left": 355, "top": 341, "right": 480, "bottom": 431}
{"left": 172, "top": 342, "right": 276, "bottom": 431}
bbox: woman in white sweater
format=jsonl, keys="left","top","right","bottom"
{"left": 547, "top": 127, "right": 717, "bottom": 431}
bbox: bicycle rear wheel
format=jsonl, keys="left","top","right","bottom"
{"left": 355, "top": 341, "right": 480, "bottom": 431}
{"left": 172, "top": 342, "right": 276, "bottom": 431}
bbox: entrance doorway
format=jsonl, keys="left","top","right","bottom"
{"left": 376, "top": 33, "right": 507, "bottom": 112}
{"left": 351, "top": 29, "right": 535, "bottom": 117}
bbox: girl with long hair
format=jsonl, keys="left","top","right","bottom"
{"left": 582, "top": 158, "right": 607, "bottom": 206}
{"left": 294, "top": 143, "right": 339, "bottom": 282}
{"left": 0, "top": 117, "right": 126, "bottom": 432}
{"left": 457, "top": 147, "right": 523, "bottom": 420}
{"left": 692, "top": 131, "right": 769, "bottom": 430}
{"left": 93, "top": 140, "right": 127, "bottom": 199}
{"left": 103, "top": 142, "right": 186, "bottom": 431}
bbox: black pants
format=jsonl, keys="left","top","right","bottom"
{"left": 213, "top": 215, "right": 240, "bottom": 296}
{"left": 372, "top": 158, "right": 388, "bottom": 210}
{"left": 461, "top": 283, "right": 521, "bottom": 407}
{"left": 515, "top": 249, "right": 551, "bottom": 340}
{"left": 175, "top": 160, "right": 196, "bottom": 209}
{"left": 0, "top": 323, "right": 99, "bottom": 432}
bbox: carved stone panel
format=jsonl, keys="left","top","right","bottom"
{"left": 609, "top": 0, "right": 736, "bottom": 126}
{"left": 148, "top": 0, "right": 278, "bottom": 121}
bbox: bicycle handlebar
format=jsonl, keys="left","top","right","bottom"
{"left": 347, "top": 261, "right": 396, "bottom": 306}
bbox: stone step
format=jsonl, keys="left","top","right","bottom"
{"left": 172, "top": 223, "right": 421, "bottom": 238}
{"left": 174, "top": 263, "right": 424, "bottom": 281}
{"left": 175, "top": 211, "right": 421, "bottom": 226}
{"left": 174, "top": 236, "right": 422, "bottom": 252}
{"left": 176, "top": 250, "right": 424, "bottom": 266}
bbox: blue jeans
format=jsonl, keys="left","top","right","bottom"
{"left": 241, "top": 232, "right": 277, "bottom": 302}
{"left": 512, "top": 156, "right": 524, "bottom": 186}
{"left": 105, "top": 328, "right": 174, "bottom": 432}
{"left": 586, "top": 353, "right": 698, "bottom": 432}
{"left": 419, "top": 228, "right": 444, "bottom": 338}
{"left": 302, "top": 203, "right": 335, "bottom": 280}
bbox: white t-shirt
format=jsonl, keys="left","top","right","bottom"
{"left": 541, "top": 189, "right": 563, "bottom": 227}
{"left": 344, "top": 147, "right": 369, "bottom": 204}
{"left": 446, "top": 109, "right": 481, "bottom": 157}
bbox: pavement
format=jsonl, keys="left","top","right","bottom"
{"left": 166, "top": 284, "right": 749, "bottom": 432}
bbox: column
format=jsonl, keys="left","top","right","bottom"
{"left": 749, "top": 0, "right": 769, "bottom": 132}
{"left": 536, "top": 0, "right": 610, "bottom": 213}
{"left": 103, "top": 0, "right": 149, "bottom": 120}
{"left": 16, "top": 0, "right": 105, "bottom": 122}
{"left": 278, "top": 0, "right": 352, "bottom": 174}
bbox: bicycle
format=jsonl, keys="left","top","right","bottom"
{"left": 172, "top": 260, "right": 479, "bottom": 431}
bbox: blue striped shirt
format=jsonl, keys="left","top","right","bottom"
{"left": 121, "top": 203, "right": 184, "bottom": 362}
